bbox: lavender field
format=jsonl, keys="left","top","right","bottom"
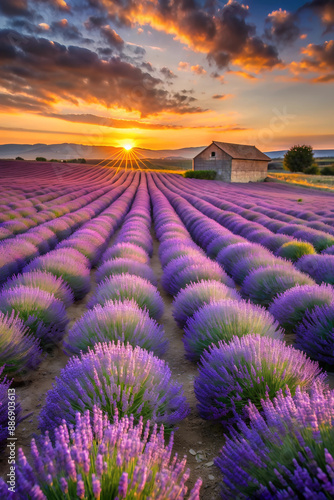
{"left": 1, "top": 160, "right": 334, "bottom": 499}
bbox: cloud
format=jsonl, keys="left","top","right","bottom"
{"left": 160, "top": 67, "right": 177, "bottom": 80}
{"left": 227, "top": 69, "right": 256, "bottom": 79}
{"left": 0, "top": 0, "right": 30, "bottom": 17}
{"left": 84, "top": 16, "right": 124, "bottom": 49}
{"left": 265, "top": 9, "right": 300, "bottom": 46}
{"left": 291, "top": 40, "right": 334, "bottom": 81}
{"left": 178, "top": 61, "right": 190, "bottom": 71}
{"left": 300, "top": 0, "right": 334, "bottom": 33}
{"left": 0, "top": 29, "right": 204, "bottom": 117}
{"left": 212, "top": 94, "right": 232, "bottom": 99}
{"left": 56, "top": 0, "right": 282, "bottom": 73}
{"left": 191, "top": 64, "right": 207, "bottom": 75}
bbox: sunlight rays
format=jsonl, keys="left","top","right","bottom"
{"left": 100, "top": 146, "right": 158, "bottom": 172}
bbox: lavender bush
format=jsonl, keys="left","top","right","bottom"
{"left": 277, "top": 240, "right": 316, "bottom": 262}
{"left": 241, "top": 264, "right": 315, "bottom": 306}
{"left": 173, "top": 280, "right": 240, "bottom": 329}
{"left": 269, "top": 284, "right": 334, "bottom": 330}
{"left": 96, "top": 258, "right": 157, "bottom": 286}
{"left": 216, "top": 384, "right": 334, "bottom": 499}
{"left": 0, "top": 286, "right": 68, "bottom": 348}
{"left": 39, "top": 341, "right": 189, "bottom": 436}
{"left": 87, "top": 273, "right": 164, "bottom": 319}
{"left": 2, "top": 271, "right": 74, "bottom": 307}
{"left": 195, "top": 334, "right": 326, "bottom": 423}
{"left": 295, "top": 303, "right": 334, "bottom": 365}
{"left": 0, "top": 311, "right": 43, "bottom": 376}
{"left": 0, "top": 406, "right": 201, "bottom": 499}
{"left": 102, "top": 242, "right": 149, "bottom": 264}
{"left": 164, "top": 262, "right": 234, "bottom": 296}
{"left": 24, "top": 250, "right": 91, "bottom": 300}
{"left": 183, "top": 299, "right": 283, "bottom": 362}
{"left": 296, "top": 254, "right": 334, "bottom": 285}
{"left": 64, "top": 299, "right": 168, "bottom": 356}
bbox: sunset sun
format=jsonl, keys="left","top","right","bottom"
{"left": 123, "top": 144, "right": 133, "bottom": 151}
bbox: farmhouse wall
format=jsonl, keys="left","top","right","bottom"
{"left": 231, "top": 159, "right": 268, "bottom": 182}
{"left": 193, "top": 144, "right": 232, "bottom": 181}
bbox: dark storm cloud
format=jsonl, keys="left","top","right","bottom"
{"left": 0, "top": 0, "right": 30, "bottom": 17}
{"left": 0, "top": 29, "right": 204, "bottom": 116}
{"left": 265, "top": 9, "right": 300, "bottom": 46}
{"left": 300, "top": 0, "right": 334, "bottom": 33}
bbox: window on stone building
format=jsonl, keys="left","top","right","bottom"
{"left": 211, "top": 151, "right": 216, "bottom": 157}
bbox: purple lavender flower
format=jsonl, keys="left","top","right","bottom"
{"left": 295, "top": 303, "right": 334, "bottom": 365}
{"left": 160, "top": 245, "right": 206, "bottom": 269}
{"left": 172, "top": 280, "right": 240, "bottom": 328}
{"left": 0, "top": 286, "right": 69, "bottom": 348}
{"left": 241, "top": 264, "right": 315, "bottom": 306}
{"left": 39, "top": 341, "right": 189, "bottom": 437}
{"left": 23, "top": 249, "right": 91, "bottom": 300}
{"left": 1, "top": 406, "right": 202, "bottom": 499}
{"left": 259, "top": 233, "right": 293, "bottom": 252}
{"left": 183, "top": 299, "right": 283, "bottom": 362}
{"left": 206, "top": 234, "right": 246, "bottom": 258}
{"left": 164, "top": 260, "right": 234, "bottom": 296}
{"left": 101, "top": 243, "right": 149, "bottom": 264}
{"left": 0, "top": 311, "right": 43, "bottom": 376}
{"left": 87, "top": 273, "right": 164, "bottom": 319}
{"left": 215, "top": 384, "right": 334, "bottom": 499}
{"left": 230, "top": 253, "right": 279, "bottom": 285}
{"left": 217, "top": 242, "right": 271, "bottom": 275}
{"left": 96, "top": 258, "right": 157, "bottom": 286}
{"left": 195, "top": 334, "right": 326, "bottom": 423}
{"left": 293, "top": 227, "right": 334, "bottom": 252}
{"left": 296, "top": 254, "right": 334, "bottom": 285}
{"left": 2, "top": 271, "right": 74, "bottom": 307}
{"left": 64, "top": 299, "right": 168, "bottom": 356}
{"left": 269, "top": 284, "right": 334, "bottom": 331}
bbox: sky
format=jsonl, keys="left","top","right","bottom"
{"left": 0, "top": 0, "right": 333, "bottom": 151}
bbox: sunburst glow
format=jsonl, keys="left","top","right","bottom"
{"left": 123, "top": 144, "right": 133, "bottom": 151}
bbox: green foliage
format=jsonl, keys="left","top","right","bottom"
{"left": 283, "top": 145, "right": 314, "bottom": 172}
{"left": 277, "top": 241, "right": 316, "bottom": 263}
{"left": 304, "top": 164, "right": 320, "bottom": 175}
{"left": 63, "top": 158, "right": 87, "bottom": 164}
{"left": 36, "top": 157, "right": 47, "bottom": 162}
{"left": 322, "top": 165, "right": 334, "bottom": 176}
{"left": 15, "top": 157, "right": 24, "bottom": 161}
{"left": 184, "top": 170, "right": 217, "bottom": 180}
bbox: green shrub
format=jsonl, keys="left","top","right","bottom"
{"left": 277, "top": 241, "right": 316, "bottom": 262}
{"left": 322, "top": 165, "right": 334, "bottom": 176}
{"left": 36, "top": 157, "right": 47, "bottom": 162}
{"left": 184, "top": 170, "right": 216, "bottom": 180}
{"left": 304, "top": 164, "right": 320, "bottom": 175}
{"left": 283, "top": 145, "right": 314, "bottom": 172}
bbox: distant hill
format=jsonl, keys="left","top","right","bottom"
{"left": 0, "top": 143, "right": 206, "bottom": 160}
{"left": 265, "top": 150, "right": 334, "bottom": 159}
{"left": 0, "top": 143, "right": 333, "bottom": 161}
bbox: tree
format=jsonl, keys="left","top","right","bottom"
{"left": 15, "top": 157, "right": 24, "bottom": 161}
{"left": 283, "top": 145, "right": 314, "bottom": 173}
{"left": 36, "top": 157, "right": 47, "bottom": 162}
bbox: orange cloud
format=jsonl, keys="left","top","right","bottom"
{"left": 191, "top": 64, "right": 207, "bottom": 75}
